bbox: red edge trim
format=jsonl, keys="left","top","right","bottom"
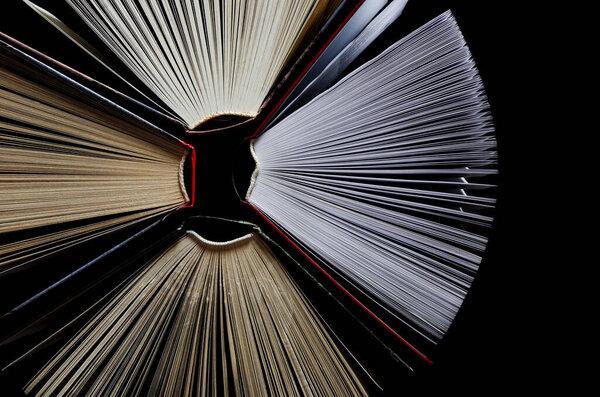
{"left": 246, "top": 202, "right": 433, "bottom": 365}
{"left": 248, "top": 0, "right": 366, "bottom": 139}
{"left": 179, "top": 141, "right": 196, "bottom": 208}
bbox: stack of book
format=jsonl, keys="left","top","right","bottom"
{"left": 1, "top": 1, "right": 497, "bottom": 395}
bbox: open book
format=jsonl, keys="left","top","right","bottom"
{"left": 1, "top": 1, "right": 498, "bottom": 394}
{"left": 244, "top": 10, "right": 496, "bottom": 359}
{"left": 17, "top": 222, "right": 368, "bottom": 396}
{"left": 0, "top": 37, "right": 194, "bottom": 275}
{"left": 19, "top": 0, "right": 356, "bottom": 131}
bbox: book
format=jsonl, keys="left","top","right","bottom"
{"left": 0, "top": 37, "right": 193, "bottom": 275}
{"left": 19, "top": 0, "right": 355, "bottom": 131}
{"left": 245, "top": 10, "right": 496, "bottom": 359}
{"left": 1, "top": 1, "right": 499, "bottom": 394}
{"left": 19, "top": 224, "right": 368, "bottom": 396}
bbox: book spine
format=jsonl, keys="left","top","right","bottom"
{"left": 185, "top": 231, "right": 254, "bottom": 247}
{"left": 178, "top": 151, "right": 190, "bottom": 204}
{"left": 186, "top": 115, "right": 256, "bottom": 135}
{"left": 245, "top": 139, "right": 259, "bottom": 201}
{"left": 179, "top": 142, "right": 196, "bottom": 208}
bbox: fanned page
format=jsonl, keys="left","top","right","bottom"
{"left": 266, "top": 0, "right": 408, "bottom": 129}
{"left": 247, "top": 12, "right": 497, "bottom": 346}
{"left": 24, "top": 232, "right": 367, "bottom": 397}
{"left": 0, "top": 55, "right": 189, "bottom": 272}
{"left": 63, "top": 0, "right": 339, "bottom": 129}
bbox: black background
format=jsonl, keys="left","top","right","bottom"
{"left": 0, "top": 0, "right": 545, "bottom": 394}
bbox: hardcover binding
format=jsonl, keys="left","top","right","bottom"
{"left": 179, "top": 142, "right": 197, "bottom": 209}
{"left": 0, "top": 31, "right": 185, "bottom": 135}
{"left": 0, "top": 36, "right": 184, "bottom": 147}
{"left": 235, "top": 0, "right": 433, "bottom": 364}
